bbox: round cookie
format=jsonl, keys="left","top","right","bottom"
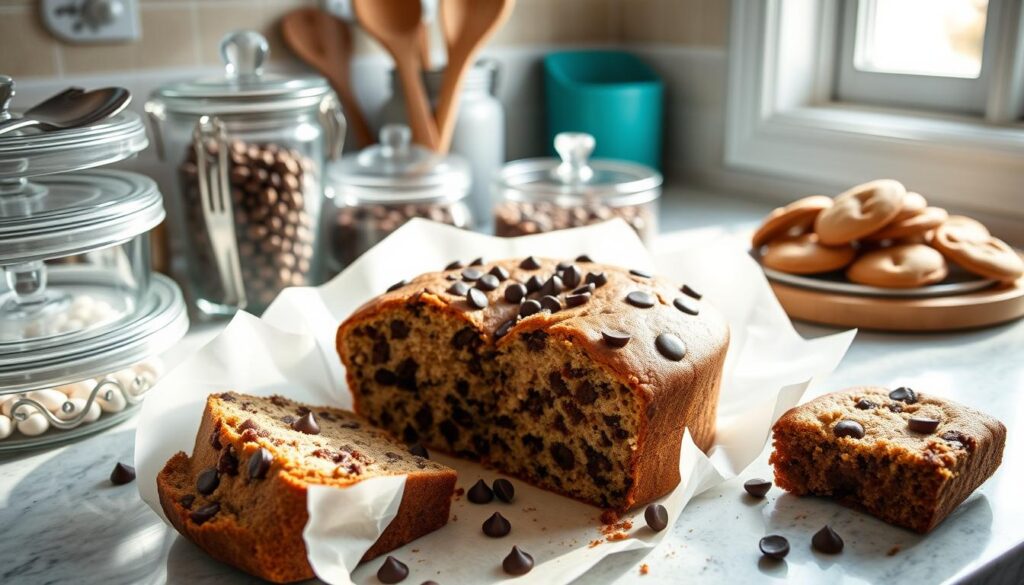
{"left": 814, "top": 179, "right": 906, "bottom": 245}
{"left": 932, "top": 215, "right": 990, "bottom": 245}
{"left": 893, "top": 191, "right": 927, "bottom": 221}
{"left": 933, "top": 232, "right": 1024, "bottom": 283}
{"left": 761, "top": 233, "right": 857, "bottom": 275}
{"left": 864, "top": 207, "right": 949, "bottom": 242}
{"left": 846, "top": 244, "right": 948, "bottom": 288}
{"left": 751, "top": 195, "right": 833, "bottom": 249}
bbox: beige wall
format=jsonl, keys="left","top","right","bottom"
{"left": 0, "top": 0, "right": 729, "bottom": 79}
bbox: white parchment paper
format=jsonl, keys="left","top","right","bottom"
{"left": 136, "top": 219, "right": 855, "bottom": 584}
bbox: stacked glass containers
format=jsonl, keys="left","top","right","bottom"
{"left": 146, "top": 31, "right": 346, "bottom": 317}
{"left": 0, "top": 76, "right": 188, "bottom": 451}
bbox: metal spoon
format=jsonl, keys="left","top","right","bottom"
{"left": 0, "top": 86, "right": 131, "bottom": 136}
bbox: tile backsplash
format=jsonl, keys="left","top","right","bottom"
{"left": 0, "top": 0, "right": 729, "bottom": 79}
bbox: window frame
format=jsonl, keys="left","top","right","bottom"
{"left": 725, "top": 0, "right": 1024, "bottom": 220}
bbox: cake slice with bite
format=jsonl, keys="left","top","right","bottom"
{"left": 157, "top": 392, "right": 456, "bottom": 583}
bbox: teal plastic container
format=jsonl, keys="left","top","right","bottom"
{"left": 544, "top": 50, "right": 664, "bottom": 170}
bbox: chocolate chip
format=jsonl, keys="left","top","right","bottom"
{"left": 673, "top": 297, "right": 700, "bottom": 316}
{"left": 110, "top": 462, "right": 136, "bottom": 485}
{"left": 626, "top": 291, "right": 655, "bottom": 308}
{"left": 941, "top": 430, "right": 970, "bottom": 451}
{"left": 889, "top": 387, "right": 917, "bottom": 404}
{"left": 248, "top": 447, "right": 273, "bottom": 480}
{"left": 447, "top": 281, "right": 470, "bottom": 296}
{"left": 468, "top": 479, "right": 494, "bottom": 504}
{"left": 462, "top": 268, "right": 483, "bottom": 281}
{"left": 602, "top": 330, "right": 630, "bottom": 348}
{"left": 525, "top": 275, "right": 543, "bottom": 293}
{"left": 550, "top": 443, "right": 575, "bottom": 470}
{"left": 469, "top": 257, "right": 484, "bottom": 266}
{"left": 576, "top": 254, "right": 593, "bottom": 262}
{"left": 540, "top": 295, "right": 561, "bottom": 313}
{"left": 489, "top": 265, "right": 510, "bottom": 281}
{"left": 476, "top": 274, "right": 500, "bottom": 291}
{"left": 520, "top": 256, "right": 541, "bottom": 270}
{"left": 585, "top": 272, "right": 608, "bottom": 287}
{"left": 908, "top": 416, "right": 940, "bottom": 434}
{"left": 560, "top": 265, "right": 583, "bottom": 289}
{"left": 743, "top": 478, "right": 771, "bottom": 498}
{"left": 375, "top": 368, "right": 397, "bottom": 385}
{"left": 887, "top": 402, "right": 903, "bottom": 413}
{"left": 179, "top": 494, "right": 195, "bottom": 509}
{"left": 196, "top": 468, "right": 219, "bottom": 495}
{"left": 834, "top": 419, "right": 865, "bottom": 439}
{"left": 377, "top": 556, "right": 409, "bottom": 584}
{"left": 556, "top": 260, "right": 573, "bottom": 271}
{"left": 644, "top": 503, "right": 669, "bottom": 531}
{"left": 502, "top": 546, "right": 534, "bottom": 576}
{"left": 493, "top": 478, "right": 515, "bottom": 503}
{"left": 855, "top": 398, "right": 877, "bottom": 410}
{"left": 566, "top": 292, "right": 591, "bottom": 307}
{"left": 390, "top": 320, "right": 410, "bottom": 340}
{"left": 630, "top": 269, "right": 653, "bottom": 278}
{"left": 540, "top": 275, "right": 563, "bottom": 296}
{"left": 812, "top": 525, "right": 844, "bottom": 554}
{"left": 409, "top": 443, "right": 429, "bottom": 458}
{"left": 218, "top": 445, "right": 239, "bottom": 476}
{"left": 681, "top": 284, "right": 702, "bottom": 299}
{"left": 190, "top": 503, "right": 220, "bottom": 525}
{"left": 483, "top": 512, "right": 512, "bottom": 537}
{"left": 655, "top": 333, "right": 686, "bottom": 361}
{"left": 467, "top": 287, "right": 489, "bottom": 309}
{"left": 573, "top": 283, "right": 596, "bottom": 295}
{"left": 519, "top": 299, "right": 542, "bottom": 317}
{"left": 292, "top": 412, "right": 320, "bottom": 435}
{"left": 759, "top": 535, "right": 790, "bottom": 559}
{"left": 386, "top": 280, "right": 408, "bottom": 292}
{"left": 496, "top": 319, "right": 516, "bottom": 339}
{"left": 504, "top": 282, "right": 527, "bottom": 303}
{"left": 445, "top": 260, "right": 464, "bottom": 270}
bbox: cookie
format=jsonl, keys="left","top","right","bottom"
{"left": 933, "top": 233, "right": 1024, "bottom": 283}
{"left": 932, "top": 215, "right": 990, "bottom": 245}
{"left": 752, "top": 195, "right": 833, "bottom": 249}
{"left": 893, "top": 191, "right": 927, "bottom": 221}
{"left": 761, "top": 233, "right": 857, "bottom": 275}
{"left": 864, "top": 207, "right": 949, "bottom": 242}
{"left": 814, "top": 180, "right": 905, "bottom": 245}
{"left": 846, "top": 244, "right": 948, "bottom": 288}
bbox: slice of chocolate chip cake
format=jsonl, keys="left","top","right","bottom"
{"left": 336, "top": 257, "right": 730, "bottom": 511}
{"left": 770, "top": 386, "right": 1005, "bottom": 533}
{"left": 157, "top": 392, "right": 456, "bottom": 583}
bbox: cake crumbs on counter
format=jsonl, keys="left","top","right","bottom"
{"left": 454, "top": 487, "right": 465, "bottom": 499}
{"left": 887, "top": 545, "right": 902, "bottom": 556}
{"left": 607, "top": 531, "right": 629, "bottom": 542}
{"left": 600, "top": 519, "right": 633, "bottom": 535}
{"left": 640, "top": 564, "right": 649, "bottom": 575}
{"left": 589, "top": 539, "right": 603, "bottom": 548}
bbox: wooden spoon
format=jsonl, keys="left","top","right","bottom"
{"left": 353, "top": 0, "right": 440, "bottom": 150}
{"left": 281, "top": 8, "right": 374, "bottom": 148}
{"left": 435, "top": 0, "right": 514, "bottom": 153}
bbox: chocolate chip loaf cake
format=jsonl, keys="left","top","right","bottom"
{"left": 157, "top": 392, "right": 456, "bottom": 583}
{"left": 336, "top": 257, "right": 730, "bottom": 511}
{"left": 770, "top": 386, "right": 1006, "bottom": 533}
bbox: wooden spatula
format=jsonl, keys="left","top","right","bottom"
{"left": 435, "top": 0, "right": 514, "bottom": 153}
{"left": 281, "top": 8, "right": 374, "bottom": 148}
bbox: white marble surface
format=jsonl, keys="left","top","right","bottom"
{"left": 1, "top": 191, "right": 1022, "bottom": 584}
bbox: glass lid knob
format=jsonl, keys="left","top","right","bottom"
{"left": 220, "top": 30, "right": 269, "bottom": 80}
{"left": 0, "top": 76, "right": 13, "bottom": 122}
{"left": 553, "top": 131, "right": 595, "bottom": 184}
{"left": 380, "top": 124, "right": 412, "bottom": 160}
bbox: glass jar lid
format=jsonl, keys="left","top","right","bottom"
{"left": 0, "top": 170, "right": 164, "bottom": 264}
{"left": 327, "top": 124, "right": 471, "bottom": 205}
{"left": 0, "top": 274, "right": 187, "bottom": 392}
{"left": 497, "top": 132, "right": 662, "bottom": 207}
{"left": 153, "top": 31, "right": 332, "bottom": 115}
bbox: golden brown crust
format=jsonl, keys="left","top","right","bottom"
{"left": 156, "top": 394, "right": 457, "bottom": 583}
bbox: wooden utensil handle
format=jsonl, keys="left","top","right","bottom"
{"left": 434, "top": 51, "right": 470, "bottom": 154}
{"left": 331, "top": 79, "right": 375, "bottom": 148}
{"left": 396, "top": 53, "right": 440, "bottom": 150}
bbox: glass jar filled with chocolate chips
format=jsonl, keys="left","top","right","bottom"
{"left": 324, "top": 124, "right": 472, "bottom": 275}
{"left": 146, "top": 31, "right": 346, "bottom": 317}
{"left": 495, "top": 132, "right": 662, "bottom": 244}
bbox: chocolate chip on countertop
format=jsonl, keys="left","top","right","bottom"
{"left": 626, "top": 291, "right": 656, "bottom": 308}
{"left": 759, "top": 535, "right": 790, "bottom": 559}
{"left": 519, "top": 299, "right": 542, "bottom": 318}
{"left": 833, "top": 419, "right": 865, "bottom": 439}
{"left": 248, "top": 447, "right": 273, "bottom": 480}
{"left": 889, "top": 387, "right": 918, "bottom": 404}
{"left": 681, "top": 284, "right": 702, "bottom": 299}
{"left": 602, "top": 330, "right": 631, "bottom": 348}
{"left": 812, "top": 525, "right": 844, "bottom": 554}
{"left": 447, "top": 281, "right": 470, "bottom": 296}
{"left": 461, "top": 268, "right": 483, "bottom": 281}
{"left": 196, "top": 468, "right": 220, "bottom": 495}
{"left": 908, "top": 416, "right": 940, "bottom": 434}
{"left": 655, "top": 333, "right": 686, "bottom": 361}
{"left": 520, "top": 256, "right": 541, "bottom": 270}
{"left": 540, "top": 295, "right": 561, "bottom": 313}
{"left": 743, "top": 478, "right": 772, "bottom": 498}
{"left": 504, "top": 282, "right": 527, "bottom": 303}
{"left": 467, "top": 287, "right": 489, "bottom": 309}
{"left": 566, "top": 292, "right": 591, "bottom": 307}
{"left": 468, "top": 479, "right": 494, "bottom": 504}
{"left": 387, "top": 280, "right": 408, "bottom": 293}
{"left": 489, "top": 265, "right": 510, "bottom": 281}
{"left": 493, "top": 478, "right": 515, "bottom": 503}
{"left": 110, "top": 462, "right": 136, "bottom": 485}
{"left": 855, "top": 398, "right": 878, "bottom": 410}
{"left": 476, "top": 274, "right": 500, "bottom": 291}
{"left": 292, "top": 412, "right": 320, "bottom": 435}
{"left": 673, "top": 297, "right": 700, "bottom": 316}
{"left": 630, "top": 269, "right": 653, "bottom": 278}
{"left": 377, "top": 556, "right": 409, "bottom": 584}
{"left": 409, "top": 444, "right": 429, "bottom": 458}
{"left": 645, "top": 504, "right": 669, "bottom": 531}
{"left": 445, "top": 260, "right": 464, "bottom": 270}
{"left": 502, "top": 546, "right": 534, "bottom": 575}
{"left": 585, "top": 272, "right": 608, "bottom": 287}
{"left": 483, "top": 512, "right": 512, "bottom": 537}
{"left": 190, "top": 503, "right": 220, "bottom": 525}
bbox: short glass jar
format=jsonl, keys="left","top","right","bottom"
{"left": 494, "top": 132, "right": 661, "bottom": 244}
{"left": 324, "top": 125, "right": 472, "bottom": 274}
{"left": 146, "top": 31, "right": 345, "bottom": 316}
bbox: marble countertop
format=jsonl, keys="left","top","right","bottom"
{"left": 2, "top": 190, "right": 1022, "bottom": 585}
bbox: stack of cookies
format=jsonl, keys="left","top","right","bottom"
{"left": 752, "top": 179, "right": 1024, "bottom": 288}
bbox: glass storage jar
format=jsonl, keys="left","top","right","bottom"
{"left": 324, "top": 124, "right": 472, "bottom": 275}
{"left": 494, "top": 132, "right": 661, "bottom": 244}
{"left": 146, "top": 31, "right": 346, "bottom": 317}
